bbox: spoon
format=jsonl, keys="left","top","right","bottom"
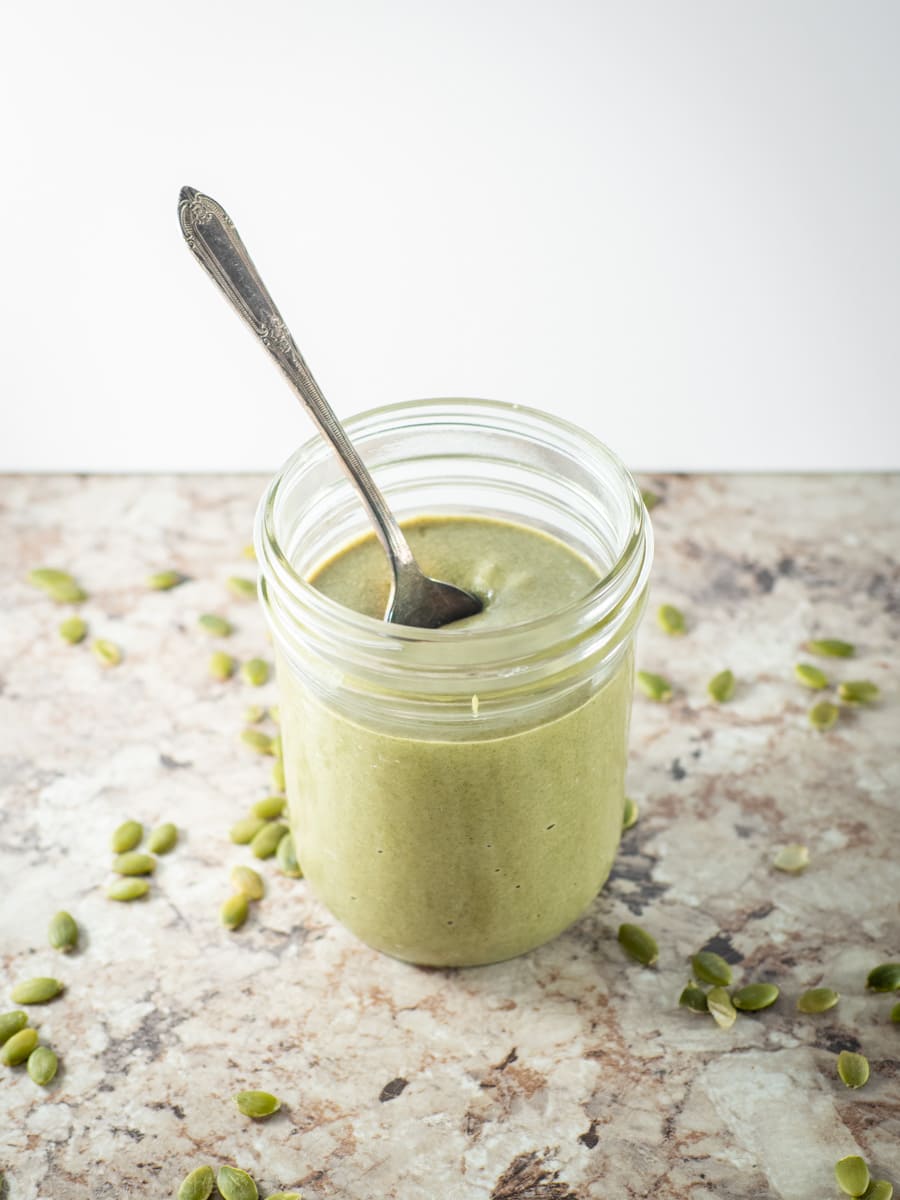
{"left": 177, "top": 187, "right": 483, "bottom": 629}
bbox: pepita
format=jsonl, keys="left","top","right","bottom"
{"left": 271, "top": 759, "right": 286, "bottom": 791}
{"left": 92, "top": 638, "right": 122, "bottom": 667}
{"left": 221, "top": 893, "right": 249, "bottom": 931}
{"left": 809, "top": 700, "right": 839, "bottom": 730}
{"left": 834, "top": 1155, "right": 870, "bottom": 1197}
{"left": 837, "top": 1050, "right": 870, "bottom": 1089}
{"left": 244, "top": 704, "right": 267, "bottom": 724}
{"left": 866, "top": 962, "right": 900, "bottom": 992}
{"left": 637, "top": 671, "right": 672, "bottom": 702}
{"left": 276, "top": 832, "right": 302, "bottom": 879}
{"left": 773, "top": 843, "right": 809, "bottom": 873}
{"left": 622, "top": 796, "right": 639, "bottom": 830}
{"left": 227, "top": 576, "right": 257, "bottom": 601}
{"left": 807, "top": 638, "right": 855, "bottom": 658}
{"left": 10, "top": 977, "right": 63, "bottom": 1005}
{"left": 59, "top": 615, "right": 88, "bottom": 644}
{"left": 0, "top": 1011, "right": 28, "bottom": 1044}
{"left": 216, "top": 1166, "right": 259, "bottom": 1200}
{"left": 241, "top": 658, "right": 270, "bottom": 687}
{"left": 111, "top": 819, "right": 143, "bottom": 854}
{"left": 794, "top": 662, "right": 828, "bottom": 690}
{"left": 617, "top": 923, "right": 658, "bottom": 966}
{"left": 233, "top": 1089, "right": 281, "bottom": 1118}
{"left": 678, "top": 983, "right": 709, "bottom": 1013}
{"left": 146, "top": 569, "right": 185, "bottom": 591}
{"left": 147, "top": 822, "right": 178, "bottom": 855}
{"left": 691, "top": 951, "right": 732, "bottom": 987}
{"left": 231, "top": 865, "right": 265, "bottom": 901}
{"left": 107, "top": 878, "right": 150, "bottom": 901}
{"left": 48, "top": 910, "right": 79, "bottom": 952}
{"left": 241, "top": 728, "right": 275, "bottom": 756}
{"left": 641, "top": 489, "right": 660, "bottom": 511}
{"left": 177, "top": 1165, "right": 215, "bottom": 1200}
{"left": 707, "top": 986, "right": 737, "bottom": 1029}
{"left": 862, "top": 1182, "right": 894, "bottom": 1200}
{"left": 27, "top": 1045, "right": 58, "bottom": 1086}
{"left": 210, "top": 651, "right": 237, "bottom": 681}
{"left": 28, "top": 568, "right": 86, "bottom": 604}
{"left": 707, "top": 669, "right": 735, "bottom": 703}
{"left": 838, "top": 680, "right": 880, "bottom": 705}
{"left": 797, "top": 986, "right": 840, "bottom": 1013}
{"left": 732, "top": 982, "right": 779, "bottom": 1011}
{"left": 2, "top": 1027, "right": 39, "bottom": 1066}
{"left": 229, "top": 816, "right": 268, "bottom": 845}
{"left": 198, "top": 613, "right": 233, "bottom": 637}
{"left": 657, "top": 604, "right": 686, "bottom": 635}
{"left": 253, "top": 795, "right": 285, "bottom": 820}
{"left": 251, "top": 822, "right": 289, "bottom": 860}
{"left": 112, "top": 851, "right": 156, "bottom": 876}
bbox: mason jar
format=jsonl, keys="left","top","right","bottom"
{"left": 255, "top": 398, "right": 653, "bottom": 967}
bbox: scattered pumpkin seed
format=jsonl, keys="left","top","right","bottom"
{"left": 107, "top": 878, "right": 150, "bottom": 901}
{"left": 177, "top": 1165, "right": 216, "bottom": 1200}
{"left": 27, "top": 1045, "right": 58, "bottom": 1086}
{"left": 2, "top": 1027, "right": 39, "bottom": 1066}
{"left": 59, "top": 615, "right": 88, "bottom": 644}
{"left": 241, "top": 728, "right": 275, "bottom": 756}
{"left": 707, "top": 986, "right": 737, "bottom": 1029}
{"left": 809, "top": 700, "right": 839, "bottom": 730}
{"left": 271, "top": 734, "right": 283, "bottom": 760}
{"left": 862, "top": 1181, "right": 894, "bottom": 1200}
{"left": 276, "top": 832, "right": 303, "bottom": 878}
{"left": 837, "top": 1050, "right": 870, "bottom": 1089}
{"left": 834, "top": 1155, "right": 870, "bottom": 1197}
{"left": 794, "top": 662, "right": 829, "bottom": 690}
{"left": 147, "top": 822, "right": 178, "bottom": 855}
{"left": 797, "top": 987, "right": 840, "bottom": 1013}
{"left": 111, "top": 819, "right": 143, "bottom": 854}
{"left": 617, "top": 923, "right": 658, "bottom": 966}
{"left": 92, "top": 638, "right": 122, "bottom": 667}
{"left": 112, "top": 851, "right": 156, "bottom": 876}
{"left": 221, "top": 893, "right": 249, "bottom": 931}
{"left": 251, "top": 822, "right": 289, "bottom": 860}
{"left": 679, "top": 983, "right": 709, "bottom": 1013}
{"left": 637, "top": 671, "right": 672, "bottom": 702}
{"left": 48, "top": 910, "right": 79, "bottom": 953}
{"left": 691, "top": 951, "right": 732, "bottom": 987}
{"left": 233, "top": 1089, "right": 281, "bottom": 1118}
{"left": 0, "top": 1011, "right": 28, "bottom": 1044}
{"left": 866, "top": 963, "right": 900, "bottom": 992}
{"left": 244, "top": 704, "right": 267, "bottom": 724}
{"left": 28, "top": 568, "right": 86, "bottom": 604}
{"left": 891, "top": 1001, "right": 900, "bottom": 1023}
{"left": 271, "top": 759, "right": 286, "bottom": 791}
{"left": 707, "top": 669, "right": 735, "bottom": 703}
{"left": 230, "top": 816, "right": 268, "bottom": 845}
{"left": 198, "top": 613, "right": 233, "bottom": 637}
{"left": 210, "top": 651, "right": 237, "bottom": 681}
{"left": 622, "top": 796, "right": 639, "bottom": 830}
{"left": 217, "top": 1166, "right": 259, "bottom": 1200}
{"left": 657, "top": 604, "right": 686, "bottom": 635}
{"left": 146, "top": 569, "right": 185, "bottom": 591}
{"left": 241, "top": 657, "right": 270, "bottom": 687}
{"left": 253, "top": 795, "right": 285, "bottom": 820}
{"left": 641, "top": 489, "right": 660, "bottom": 511}
{"left": 231, "top": 865, "right": 266, "bottom": 900}
{"left": 773, "top": 843, "right": 809, "bottom": 873}
{"left": 732, "top": 982, "right": 779, "bottom": 1011}
{"left": 10, "top": 977, "right": 63, "bottom": 1005}
{"left": 807, "top": 638, "right": 855, "bottom": 658}
{"left": 838, "top": 680, "right": 880, "bottom": 705}
{"left": 227, "top": 576, "right": 257, "bottom": 601}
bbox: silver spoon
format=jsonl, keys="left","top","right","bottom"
{"left": 177, "top": 187, "right": 483, "bottom": 629}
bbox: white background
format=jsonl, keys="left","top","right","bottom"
{"left": 3, "top": 0, "right": 899, "bottom": 473}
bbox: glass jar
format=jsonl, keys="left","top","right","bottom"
{"left": 255, "top": 398, "right": 652, "bottom": 967}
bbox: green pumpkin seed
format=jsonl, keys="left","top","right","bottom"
{"left": 732, "top": 982, "right": 779, "bottom": 1011}
{"left": 111, "top": 819, "right": 143, "bottom": 853}
{"left": 2, "top": 1027, "right": 39, "bottom": 1066}
{"left": 48, "top": 910, "right": 78, "bottom": 952}
{"left": 107, "top": 878, "right": 150, "bottom": 901}
{"left": 809, "top": 700, "right": 839, "bottom": 730}
{"left": 622, "top": 796, "right": 639, "bottom": 830}
{"left": 269, "top": 705, "right": 280, "bottom": 725}
{"left": 28, "top": 568, "right": 87, "bottom": 604}
{"left": 264, "top": 1194, "right": 302, "bottom": 1200}
{"left": 0, "top": 1011, "right": 28, "bottom": 1044}
{"left": 92, "top": 638, "right": 122, "bottom": 667}
{"left": 797, "top": 987, "right": 840, "bottom": 1013}
{"left": 272, "top": 734, "right": 283, "bottom": 760}
{"left": 794, "top": 662, "right": 829, "bottom": 690}
{"left": 773, "top": 843, "right": 809, "bottom": 873}
{"left": 241, "top": 658, "right": 270, "bottom": 687}
{"left": 891, "top": 1001, "right": 900, "bottom": 1023}
{"left": 112, "top": 851, "right": 156, "bottom": 876}
{"left": 838, "top": 680, "right": 880, "bottom": 705}
{"left": 244, "top": 704, "right": 267, "bottom": 724}
{"left": 27, "top": 1045, "right": 58, "bottom": 1086}
{"left": 216, "top": 1166, "right": 259, "bottom": 1200}
{"left": 641, "top": 489, "right": 660, "bottom": 511}
{"left": 834, "top": 1155, "right": 870, "bottom": 1197}
{"left": 691, "top": 951, "right": 732, "bottom": 987}
{"left": 227, "top": 576, "right": 257, "bottom": 601}
{"left": 242, "top": 728, "right": 275, "bottom": 756}
{"left": 637, "top": 671, "right": 672, "bottom": 702}
{"left": 210, "top": 651, "right": 237, "bottom": 681}
{"left": 59, "top": 615, "right": 88, "bottom": 644}
{"left": 807, "top": 638, "right": 855, "bottom": 658}
{"left": 230, "top": 816, "right": 268, "bottom": 845}
{"left": 198, "top": 613, "right": 233, "bottom": 637}
{"left": 147, "top": 822, "right": 178, "bottom": 855}
{"left": 177, "top": 1165, "right": 215, "bottom": 1200}
{"left": 617, "top": 923, "right": 658, "bottom": 966}
{"left": 862, "top": 1181, "right": 894, "bottom": 1200}
{"left": 271, "top": 758, "right": 286, "bottom": 791}
{"left": 252, "top": 795, "right": 285, "bottom": 820}
{"left": 221, "top": 893, "right": 249, "bottom": 931}
{"left": 233, "top": 1089, "right": 281, "bottom": 1118}
{"left": 866, "top": 963, "right": 900, "bottom": 992}
{"left": 231, "top": 865, "right": 266, "bottom": 900}
{"left": 657, "top": 604, "right": 686, "bottom": 635}
{"left": 707, "top": 669, "right": 735, "bottom": 703}
{"left": 10, "top": 977, "right": 63, "bottom": 1005}
{"left": 276, "top": 832, "right": 303, "bottom": 878}
{"left": 679, "top": 983, "right": 709, "bottom": 1013}
{"left": 251, "top": 822, "right": 289, "bottom": 860}
{"left": 146, "top": 569, "right": 186, "bottom": 591}
{"left": 707, "top": 986, "right": 737, "bottom": 1029}
{"left": 837, "top": 1050, "right": 870, "bottom": 1089}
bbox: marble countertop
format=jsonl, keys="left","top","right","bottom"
{"left": 0, "top": 473, "right": 897, "bottom": 1200}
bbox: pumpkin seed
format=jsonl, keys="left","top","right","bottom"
{"left": 241, "top": 658, "right": 270, "bottom": 687}
{"left": 866, "top": 963, "right": 900, "bottom": 992}
{"left": 241, "top": 728, "right": 275, "bottom": 756}
{"left": 657, "top": 604, "right": 686, "bottom": 635}
{"left": 252, "top": 795, "right": 285, "bottom": 820}
{"left": 244, "top": 704, "right": 267, "bottom": 724}
{"left": 797, "top": 986, "right": 840, "bottom": 1013}
{"left": 807, "top": 638, "right": 855, "bottom": 658}
{"left": 2, "top": 1027, "right": 39, "bottom": 1066}
{"left": 679, "top": 984, "right": 709, "bottom": 1013}
{"left": 271, "top": 734, "right": 283, "bottom": 760}
{"left": 276, "top": 832, "right": 303, "bottom": 878}
{"left": 861, "top": 1182, "right": 894, "bottom": 1200}
{"left": 107, "top": 878, "right": 150, "bottom": 901}
{"left": 264, "top": 1194, "right": 302, "bottom": 1200}
{"left": 794, "top": 662, "right": 829, "bottom": 690}
{"left": 617, "top": 923, "right": 658, "bottom": 966}
{"left": 837, "top": 1050, "right": 870, "bottom": 1089}
{"left": 230, "top": 816, "right": 268, "bottom": 845}
{"left": 27, "top": 1045, "right": 58, "bottom": 1086}
{"left": 834, "top": 1155, "right": 870, "bottom": 1197}
{"left": 732, "top": 983, "right": 779, "bottom": 1011}
{"left": 838, "top": 680, "right": 880, "bottom": 705}
{"left": 636, "top": 671, "right": 672, "bottom": 702}
{"left": 92, "top": 638, "right": 122, "bottom": 667}
{"left": 231, "top": 864, "right": 266, "bottom": 900}
{"left": 707, "top": 986, "right": 737, "bottom": 1029}
{"left": 251, "top": 822, "right": 289, "bottom": 860}
{"left": 210, "top": 651, "right": 237, "bottom": 681}
{"left": 217, "top": 1166, "right": 259, "bottom": 1200}
{"left": 809, "top": 700, "right": 839, "bottom": 730}
{"left": 691, "top": 951, "right": 732, "bottom": 987}
{"left": 111, "top": 819, "right": 143, "bottom": 854}
{"left": 112, "top": 851, "right": 156, "bottom": 876}
{"left": 198, "top": 613, "right": 233, "bottom": 637}
{"left": 146, "top": 569, "right": 185, "bottom": 591}
{"left": 233, "top": 1089, "right": 281, "bottom": 1118}
{"left": 227, "top": 576, "right": 257, "bottom": 601}
{"left": 59, "top": 615, "right": 88, "bottom": 644}
{"left": 622, "top": 796, "right": 639, "bottom": 830}
{"left": 773, "top": 843, "right": 809, "bottom": 873}
{"left": 28, "top": 568, "right": 86, "bottom": 604}
{"left": 891, "top": 1001, "right": 900, "bottom": 1023}
{"left": 641, "top": 489, "right": 660, "bottom": 511}
{"left": 147, "top": 822, "right": 178, "bottom": 855}
{"left": 10, "top": 977, "right": 63, "bottom": 1005}
{"left": 707, "top": 669, "right": 735, "bottom": 703}
{"left": 177, "top": 1165, "right": 215, "bottom": 1200}
{"left": 48, "top": 910, "right": 79, "bottom": 953}
{"left": 0, "top": 1011, "right": 28, "bottom": 1044}
{"left": 221, "top": 893, "right": 249, "bottom": 931}
{"left": 271, "top": 759, "right": 286, "bottom": 791}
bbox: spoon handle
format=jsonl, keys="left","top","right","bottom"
{"left": 177, "top": 187, "right": 415, "bottom": 571}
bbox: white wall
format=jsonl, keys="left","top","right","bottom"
{"left": 3, "top": 0, "right": 899, "bottom": 472}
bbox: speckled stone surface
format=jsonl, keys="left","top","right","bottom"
{"left": 0, "top": 473, "right": 898, "bottom": 1200}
